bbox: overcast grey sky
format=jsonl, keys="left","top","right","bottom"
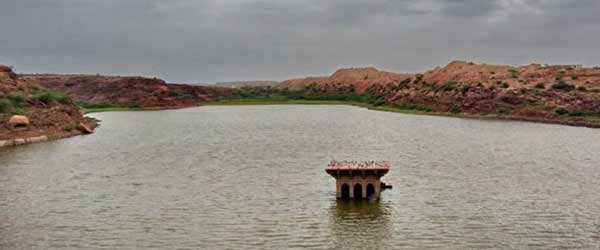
{"left": 1, "top": 0, "right": 599, "bottom": 83}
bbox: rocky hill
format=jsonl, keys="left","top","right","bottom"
{"left": 23, "top": 74, "right": 234, "bottom": 108}
{"left": 279, "top": 61, "right": 600, "bottom": 127}
{"left": 281, "top": 67, "right": 413, "bottom": 93}
{"left": 0, "top": 66, "right": 97, "bottom": 143}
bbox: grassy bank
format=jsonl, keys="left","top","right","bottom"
{"left": 203, "top": 97, "right": 600, "bottom": 128}
{"left": 78, "top": 98, "right": 600, "bottom": 128}
{"left": 203, "top": 97, "right": 441, "bottom": 116}
{"left": 78, "top": 102, "right": 174, "bottom": 114}
{"left": 81, "top": 106, "right": 170, "bottom": 114}
{"left": 77, "top": 84, "right": 600, "bottom": 129}
{"left": 204, "top": 98, "right": 371, "bottom": 107}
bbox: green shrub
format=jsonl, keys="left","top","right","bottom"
{"left": 551, "top": 81, "right": 575, "bottom": 91}
{"left": 577, "top": 86, "right": 587, "bottom": 91}
{"left": 77, "top": 102, "right": 116, "bottom": 109}
{"left": 7, "top": 92, "right": 25, "bottom": 105}
{"left": 534, "top": 83, "right": 545, "bottom": 89}
{"left": 33, "top": 90, "right": 70, "bottom": 104}
{"left": 554, "top": 108, "right": 585, "bottom": 117}
{"left": 426, "top": 82, "right": 439, "bottom": 91}
{"left": 438, "top": 81, "right": 457, "bottom": 91}
{"left": 413, "top": 74, "right": 424, "bottom": 83}
{"left": 168, "top": 89, "right": 185, "bottom": 96}
{"left": 500, "top": 82, "right": 509, "bottom": 88}
{"left": 451, "top": 105, "right": 461, "bottom": 114}
{"left": 508, "top": 69, "right": 519, "bottom": 78}
{"left": 569, "top": 110, "right": 585, "bottom": 117}
{"left": 370, "top": 98, "right": 386, "bottom": 106}
{"left": 63, "top": 125, "right": 76, "bottom": 132}
{"left": 0, "top": 92, "right": 26, "bottom": 113}
{"left": 555, "top": 108, "right": 569, "bottom": 115}
{"left": 394, "top": 103, "right": 433, "bottom": 112}
{"left": 394, "top": 78, "right": 412, "bottom": 90}
{"left": 460, "top": 85, "right": 471, "bottom": 94}
{"left": 128, "top": 103, "right": 142, "bottom": 108}
{"left": 498, "top": 108, "right": 510, "bottom": 115}
{"left": 0, "top": 98, "right": 12, "bottom": 113}
{"left": 571, "top": 76, "right": 579, "bottom": 80}
{"left": 12, "top": 108, "right": 24, "bottom": 115}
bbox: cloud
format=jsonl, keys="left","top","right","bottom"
{"left": 1, "top": 0, "right": 599, "bottom": 82}
{"left": 438, "top": 0, "right": 502, "bottom": 17}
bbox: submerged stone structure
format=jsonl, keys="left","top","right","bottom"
{"left": 326, "top": 161, "right": 391, "bottom": 200}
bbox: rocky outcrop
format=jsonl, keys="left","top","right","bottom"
{"left": 277, "top": 61, "right": 600, "bottom": 127}
{"left": 77, "top": 122, "right": 93, "bottom": 134}
{"left": 23, "top": 74, "right": 234, "bottom": 108}
{"left": 280, "top": 67, "right": 413, "bottom": 93}
{"left": 0, "top": 65, "right": 97, "bottom": 145}
{"left": 7, "top": 115, "right": 29, "bottom": 130}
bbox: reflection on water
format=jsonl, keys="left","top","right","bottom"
{"left": 330, "top": 200, "right": 392, "bottom": 249}
{"left": 2, "top": 105, "right": 600, "bottom": 249}
{"left": 333, "top": 199, "right": 389, "bottom": 220}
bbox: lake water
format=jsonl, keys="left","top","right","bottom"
{"left": 1, "top": 105, "right": 600, "bottom": 249}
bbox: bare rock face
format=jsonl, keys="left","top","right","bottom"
{"left": 76, "top": 122, "right": 93, "bottom": 134}
{"left": 0, "top": 65, "right": 12, "bottom": 73}
{"left": 7, "top": 115, "right": 30, "bottom": 131}
{"left": 23, "top": 74, "right": 234, "bottom": 108}
{"left": 0, "top": 65, "right": 17, "bottom": 80}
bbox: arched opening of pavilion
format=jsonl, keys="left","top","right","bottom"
{"left": 341, "top": 183, "right": 350, "bottom": 199}
{"left": 366, "top": 183, "right": 376, "bottom": 199}
{"left": 353, "top": 183, "right": 363, "bottom": 199}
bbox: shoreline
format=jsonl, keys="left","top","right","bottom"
{"left": 81, "top": 106, "right": 180, "bottom": 114}
{"left": 203, "top": 99, "right": 600, "bottom": 129}
{"left": 84, "top": 98, "right": 600, "bottom": 129}
{"left": 3, "top": 99, "right": 598, "bottom": 149}
{"left": 0, "top": 119, "right": 98, "bottom": 148}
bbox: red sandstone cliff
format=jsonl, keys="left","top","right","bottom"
{"left": 22, "top": 74, "right": 234, "bottom": 108}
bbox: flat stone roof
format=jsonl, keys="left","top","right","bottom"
{"left": 326, "top": 161, "right": 391, "bottom": 170}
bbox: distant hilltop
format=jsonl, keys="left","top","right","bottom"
{"left": 215, "top": 80, "right": 280, "bottom": 88}
{"left": 281, "top": 60, "right": 600, "bottom": 93}
{"left": 273, "top": 60, "right": 600, "bottom": 128}
{"left": 20, "top": 74, "right": 233, "bottom": 108}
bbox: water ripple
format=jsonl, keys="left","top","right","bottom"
{"left": 1, "top": 105, "right": 600, "bottom": 249}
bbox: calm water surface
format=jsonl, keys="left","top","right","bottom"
{"left": 1, "top": 105, "right": 600, "bottom": 249}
